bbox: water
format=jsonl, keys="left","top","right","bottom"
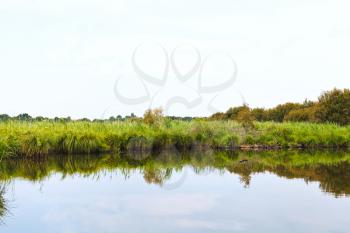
{"left": 1, "top": 150, "right": 350, "bottom": 233}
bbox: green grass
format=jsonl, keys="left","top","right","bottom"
{"left": 0, "top": 120, "right": 349, "bottom": 158}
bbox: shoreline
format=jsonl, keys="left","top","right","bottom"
{"left": 1, "top": 143, "right": 349, "bottom": 159}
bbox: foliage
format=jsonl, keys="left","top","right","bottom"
{"left": 225, "top": 105, "right": 250, "bottom": 119}
{"left": 143, "top": 108, "right": 164, "bottom": 126}
{"left": 0, "top": 89, "right": 348, "bottom": 158}
{"left": 210, "top": 88, "right": 350, "bottom": 125}
{"left": 235, "top": 107, "right": 256, "bottom": 129}
{"left": 315, "top": 88, "right": 350, "bottom": 125}
{"left": 284, "top": 104, "right": 319, "bottom": 122}
{"left": 264, "top": 103, "right": 302, "bottom": 122}
{"left": 251, "top": 108, "right": 266, "bottom": 121}
{"left": 209, "top": 112, "right": 226, "bottom": 121}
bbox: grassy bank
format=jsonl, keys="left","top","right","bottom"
{"left": 0, "top": 120, "right": 349, "bottom": 158}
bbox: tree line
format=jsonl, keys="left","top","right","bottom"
{"left": 0, "top": 88, "right": 348, "bottom": 125}
{"left": 210, "top": 88, "right": 350, "bottom": 125}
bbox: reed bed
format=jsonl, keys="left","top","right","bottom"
{"left": 0, "top": 120, "right": 349, "bottom": 158}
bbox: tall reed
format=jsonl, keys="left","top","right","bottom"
{"left": 0, "top": 120, "right": 349, "bottom": 157}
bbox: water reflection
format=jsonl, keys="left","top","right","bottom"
{"left": 0, "top": 184, "right": 7, "bottom": 224}
{"left": 1, "top": 150, "right": 350, "bottom": 197}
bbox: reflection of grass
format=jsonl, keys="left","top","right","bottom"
{"left": 0, "top": 184, "right": 7, "bottom": 222}
{"left": 0, "top": 120, "right": 349, "bottom": 158}
{"left": 1, "top": 150, "right": 350, "bottom": 197}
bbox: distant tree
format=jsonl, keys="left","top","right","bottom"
{"left": 0, "top": 114, "right": 10, "bottom": 122}
{"left": 251, "top": 108, "right": 266, "bottom": 121}
{"left": 143, "top": 108, "right": 164, "bottom": 126}
{"left": 34, "top": 116, "right": 45, "bottom": 122}
{"left": 182, "top": 117, "right": 193, "bottom": 121}
{"left": 53, "top": 117, "right": 71, "bottom": 123}
{"left": 284, "top": 104, "right": 320, "bottom": 123}
{"left": 209, "top": 112, "right": 226, "bottom": 120}
{"left": 315, "top": 88, "right": 350, "bottom": 125}
{"left": 302, "top": 99, "right": 316, "bottom": 108}
{"left": 226, "top": 105, "right": 250, "bottom": 120}
{"left": 93, "top": 119, "right": 104, "bottom": 123}
{"left": 266, "top": 103, "right": 302, "bottom": 122}
{"left": 16, "top": 113, "right": 32, "bottom": 121}
{"left": 236, "top": 107, "right": 256, "bottom": 129}
{"left": 116, "top": 115, "right": 123, "bottom": 121}
{"left": 206, "top": 89, "right": 349, "bottom": 125}
{"left": 284, "top": 108, "right": 311, "bottom": 122}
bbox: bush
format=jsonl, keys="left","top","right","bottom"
{"left": 236, "top": 107, "right": 256, "bottom": 129}
{"left": 251, "top": 108, "right": 266, "bottom": 121}
{"left": 265, "top": 103, "right": 302, "bottom": 122}
{"left": 143, "top": 108, "right": 164, "bottom": 126}
{"left": 226, "top": 105, "right": 250, "bottom": 119}
{"left": 284, "top": 104, "right": 319, "bottom": 123}
{"left": 315, "top": 88, "right": 350, "bottom": 125}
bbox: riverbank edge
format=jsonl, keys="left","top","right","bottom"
{"left": 1, "top": 143, "right": 350, "bottom": 159}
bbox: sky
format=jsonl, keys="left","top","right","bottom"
{"left": 0, "top": 0, "right": 349, "bottom": 119}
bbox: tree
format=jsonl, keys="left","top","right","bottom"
{"left": 34, "top": 116, "right": 45, "bottom": 122}
{"left": 116, "top": 115, "right": 123, "bottom": 121}
{"left": 284, "top": 104, "right": 320, "bottom": 122}
{"left": 226, "top": 105, "right": 250, "bottom": 120}
{"left": 315, "top": 88, "right": 350, "bottom": 125}
{"left": 143, "top": 108, "right": 164, "bottom": 126}
{"left": 251, "top": 108, "right": 266, "bottom": 121}
{"left": 0, "top": 114, "right": 10, "bottom": 122}
{"left": 266, "top": 103, "right": 302, "bottom": 122}
{"left": 284, "top": 108, "right": 311, "bottom": 122}
{"left": 16, "top": 113, "right": 32, "bottom": 121}
{"left": 236, "top": 107, "right": 256, "bottom": 129}
{"left": 209, "top": 112, "right": 226, "bottom": 120}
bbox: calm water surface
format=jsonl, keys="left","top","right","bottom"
{"left": 1, "top": 150, "right": 350, "bottom": 233}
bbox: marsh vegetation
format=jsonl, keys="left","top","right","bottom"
{"left": 0, "top": 88, "right": 348, "bottom": 158}
{"left": 0, "top": 120, "right": 349, "bottom": 158}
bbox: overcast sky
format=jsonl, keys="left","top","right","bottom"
{"left": 0, "top": 0, "right": 349, "bottom": 119}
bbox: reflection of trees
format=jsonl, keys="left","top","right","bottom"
{"left": 1, "top": 150, "right": 350, "bottom": 197}
{"left": 315, "top": 163, "right": 350, "bottom": 197}
{"left": 276, "top": 163, "right": 350, "bottom": 198}
{"left": 143, "top": 168, "right": 173, "bottom": 185}
{"left": 226, "top": 160, "right": 350, "bottom": 197}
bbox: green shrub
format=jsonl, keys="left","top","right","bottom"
{"left": 316, "top": 88, "right": 350, "bottom": 125}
